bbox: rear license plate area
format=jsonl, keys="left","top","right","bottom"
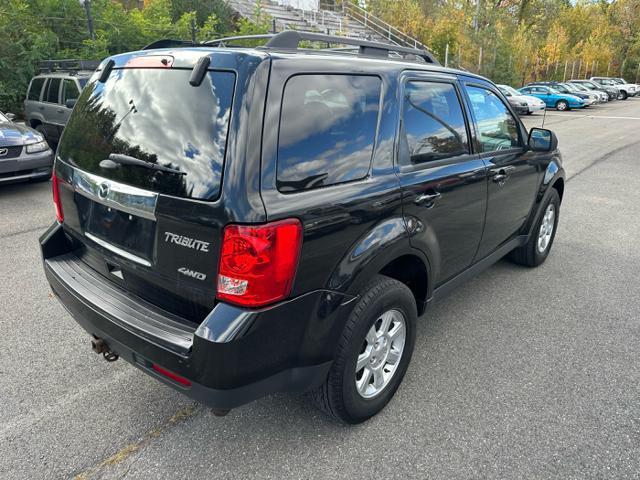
{"left": 76, "top": 195, "right": 155, "bottom": 261}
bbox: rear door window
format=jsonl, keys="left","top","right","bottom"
{"left": 58, "top": 68, "right": 236, "bottom": 201}
{"left": 46, "top": 78, "right": 62, "bottom": 103}
{"left": 401, "top": 81, "right": 469, "bottom": 165}
{"left": 277, "top": 74, "right": 382, "bottom": 192}
{"left": 28, "top": 78, "right": 46, "bottom": 101}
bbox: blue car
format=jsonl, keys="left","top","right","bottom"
{"left": 518, "top": 85, "right": 585, "bottom": 111}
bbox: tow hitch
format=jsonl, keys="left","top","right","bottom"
{"left": 91, "top": 337, "right": 119, "bottom": 362}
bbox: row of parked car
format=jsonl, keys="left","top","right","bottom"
{"left": 498, "top": 77, "right": 640, "bottom": 113}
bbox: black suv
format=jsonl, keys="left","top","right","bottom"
{"left": 40, "top": 32, "right": 565, "bottom": 424}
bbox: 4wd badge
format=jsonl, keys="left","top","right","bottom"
{"left": 178, "top": 267, "right": 206, "bottom": 281}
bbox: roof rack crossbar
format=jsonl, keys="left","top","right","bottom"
{"left": 264, "top": 31, "right": 439, "bottom": 64}
{"left": 39, "top": 59, "right": 100, "bottom": 73}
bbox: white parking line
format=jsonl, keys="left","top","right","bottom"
{"left": 543, "top": 113, "right": 640, "bottom": 120}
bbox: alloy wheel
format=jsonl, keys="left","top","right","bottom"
{"left": 355, "top": 309, "right": 406, "bottom": 399}
{"left": 537, "top": 203, "right": 556, "bottom": 254}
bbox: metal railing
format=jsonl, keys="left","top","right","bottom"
{"left": 341, "top": 2, "right": 430, "bottom": 51}
{"left": 300, "top": 8, "right": 343, "bottom": 33}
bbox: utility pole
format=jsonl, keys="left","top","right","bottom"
{"left": 190, "top": 17, "right": 197, "bottom": 44}
{"left": 444, "top": 43, "right": 449, "bottom": 68}
{"left": 562, "top": 59, "right": 568, "bottom": 81}
{"left": 79, "top": 0, "right": 95, "bottom": 40}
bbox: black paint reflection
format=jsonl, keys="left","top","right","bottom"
{"left": 58, "top": 69, "right": 235, "bottom": 200}
{"left": 277, "top": 74, "right": 382, "bottom": 192}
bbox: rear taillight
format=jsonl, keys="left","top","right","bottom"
{"left": 52, "top": 174, "right": 64, "bottom": 223}
{"left": 217, "top": 219, "right": 303, "bottom": 308}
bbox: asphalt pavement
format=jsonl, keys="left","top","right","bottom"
{"left": 1, "top": 100, "right": 639, "bottom": 479}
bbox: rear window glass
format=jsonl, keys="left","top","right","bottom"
{"left": 58, "top": 68, "right": 235, "bottom": 201}
{"left": 277, "top": 74, "right": 382, "bottom": 192}
{"left": 46, "top": 78, "right": 61, "bottom": 103}
{"left": 62, "top": 79, "right": 80, "bottom": 104}
{"left": 28, "top": 78, "right": 46, "bottom": 101}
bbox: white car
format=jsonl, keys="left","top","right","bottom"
{"left": 590, "top": 77, "right": 638, "bottom": 100}
{"left": 497, "top": 85, "right": 546, "bottom": 114}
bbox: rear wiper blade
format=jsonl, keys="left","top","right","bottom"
{"left": 100, "top": 153, "right": 186, "bottom": 175}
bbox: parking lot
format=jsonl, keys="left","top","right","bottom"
{"left": 1, "top": 99, "right": 639, "bottom": 479}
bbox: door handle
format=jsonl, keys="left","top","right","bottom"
{"left": 414, "top": 191, "right": 441, "bottom": 207}
{"left": 490, "top": 166, "right": 515, "bottom": 184}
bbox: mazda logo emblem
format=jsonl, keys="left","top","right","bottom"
{"left": 0, "top": 148, "right": 7, "bottom": 157}
{"left": 98, "top": 182, "right": 110, "bottom": 200}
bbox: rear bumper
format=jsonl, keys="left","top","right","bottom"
{"left": 41, "top": 223, "right": 355, "bottom": 410}
{"left": 0, "top": 149, "right": 53, "bottom": 184}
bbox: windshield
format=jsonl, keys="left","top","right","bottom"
{"left": 548, "top": 88, "right": 561, "bottom": 94}
{"left": 499, "top": 85, "right": 519, "bottom": 97}
{"left": 58, "top": 68, "right": 235, "bottom": 201}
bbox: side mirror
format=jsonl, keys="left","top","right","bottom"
{"left": 65, "top": 99, "right": 77, "bottom": 109}
{"left": 528, "top": 127, "right": 558, "bottom": 152}
{"left": 5, "top": 112, "right": 16, "bottom": 122}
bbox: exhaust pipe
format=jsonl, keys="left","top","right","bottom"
{"left": 91, "top": 337, "right": 119, "bottom": 362}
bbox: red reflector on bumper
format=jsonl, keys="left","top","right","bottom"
{"left": 152, "top": 363, "right": 191, "bottom": 387}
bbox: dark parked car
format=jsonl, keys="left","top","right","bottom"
{"left": 569, "top": 79, "right": 617, "bottom": 101}
{"left": 40, "top": 32, "right": 565, "bottom": 424}
{"left": 0, "top": 111, "right": 53, "bottom": 184}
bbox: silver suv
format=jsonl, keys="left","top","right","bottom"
{"left": 24, "top": 60, "right": 98, "bottom": 145}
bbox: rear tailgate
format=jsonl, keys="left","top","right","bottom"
{"left": 53, "top": 52, "right": 247, "bottom": 323}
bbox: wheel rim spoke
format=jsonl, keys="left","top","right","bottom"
{"left": 378, "top": 311, "right": 393, "bottom": 334}
{"left": 386, "top": 348, "right": 401, "bottom": 365}
{"left": 357, "top": 367, "right": 373, "bottom": 395}
{"left": 372, "top": 367, "right": 385, "bottom": 389}
{"left": 365, "top": 326, "right": 377, "bottom": 345}
{"left": 389, "top": 321, "right": 405, "bottom": 341}
{"left": 356, "top": 351, "right": 370, "bottom": 372}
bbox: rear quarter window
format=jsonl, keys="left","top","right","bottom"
{"left": 28, "top": 78, "right": 46, "bottom": 101}
{"left": 276, "top": 74, "right": 382, "bottom": 193}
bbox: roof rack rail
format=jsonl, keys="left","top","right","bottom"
{"left": 39, "top": 59, "right": 100, "bottom": 73}
{"left": 203, "top": 31, "right": 439, "bottom": 64}
{"left": 265, "top": 31, "right": 439, "bottom": 64}
{"left": 142, "top": 31, "right": 439, "bottom": 65}
{"left": 202, "top": 34, "right": 275, "bottom": 47}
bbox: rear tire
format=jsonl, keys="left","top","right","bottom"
{"left": 309, "top": 275, "right": 417, "bottom": 424}
{"left": 555, "top": 100, "right": 569, "bottom": 111}
{"left": 617, "top": 90, "right": 628, "bottom": 100}
{"left": 510, "top": 189, "right": 560, "bottom": 267}
{"left": 34, "top": 125, "right": 52, "bottom": 148}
